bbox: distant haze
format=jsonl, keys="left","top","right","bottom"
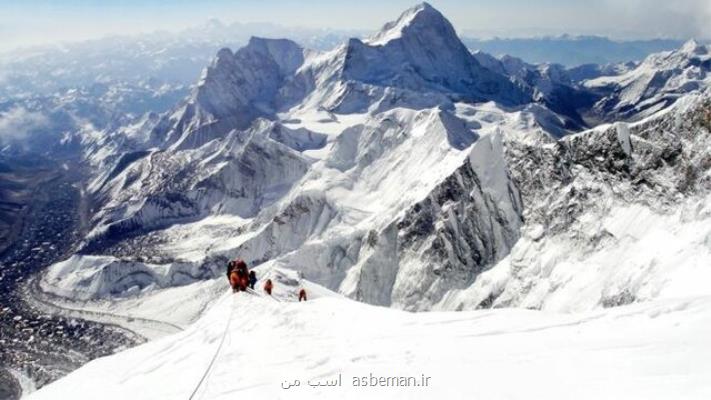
{"left": 464, "top": 37, "right": 686, "bottom": 66}
{"left": 1, "top": 0, "right": 710, "bottom": 52}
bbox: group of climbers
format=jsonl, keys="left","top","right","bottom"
{"left": 226, "top": 258, "right": 307, "bottom": 301}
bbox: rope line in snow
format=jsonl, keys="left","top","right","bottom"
{"left": 188, "top": 293, "right": 235, "bottom": 400}
{"left": 187, "top": 284, "right": 287, "bottom": 399}
{"left": 245, "top": 287, "right": 282, "bottom": 302}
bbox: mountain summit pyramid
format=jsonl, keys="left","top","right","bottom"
{"left": 342, "top": 2, "right": 530, "bottom": 105}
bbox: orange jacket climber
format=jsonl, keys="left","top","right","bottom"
{"left": 298, "top": 288, "right": 307, "bottom": 302}
{"left": 264, "top": 279, "right": 273, "bottom": 295}
{"left": 229, "top": 270, "right": 241, "bottom": 293}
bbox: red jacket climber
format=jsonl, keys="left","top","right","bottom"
{"left": 298, "top": 289, "right": 307, "bottom": 302}
{"left": 264, "top": 279, "right": 273, "bottom": 295}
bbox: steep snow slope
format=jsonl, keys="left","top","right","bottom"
{"left": 586, "top": 40, "right": 711, "bottom": 121}
{"left": 80, "top": 2, "right": 578, "bottom": 251}
{"left": 54, "top": 5, "right": 561, "bottom": 308}
{"left": 14, "top": 4, "right": 711, "bottom": 397}
{"left": 442, "top": 194, "right": 711, "bottom": 312}
{"left": 48, "top": 85, "right": 711, "bottom": 317}
{"left": 27, "top": 292, "right": 711, "bottom": 400}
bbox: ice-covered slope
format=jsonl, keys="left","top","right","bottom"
{"left": 27, "top": 292, "right": 711, "bottom": 400}
{"left": 437, "top": 92, "right": 711, "bottom": 311}
{"left": 586, "top": 40, "right": 711, "bottom": 121}
{"left": 48, "top": 90, "right": 711, "bottom": 314}
{"left": 52, "top": 87, "right": 711, "bottom": 318}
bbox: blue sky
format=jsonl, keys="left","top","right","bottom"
{"left": 1, "top": 0, "right": 710, "bottom": 51}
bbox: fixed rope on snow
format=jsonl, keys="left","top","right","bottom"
{"left": 188, "top": 293, "right": 235, "bottom": 400}
{"left": 246, "top": 287, "right": 282, "bottom": 302}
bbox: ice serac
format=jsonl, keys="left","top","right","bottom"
{"left": 163, "top": 37, "right": 306, "bottom": 150}
{"left": 340, "top": 2, "right": 529, "bottom": 106}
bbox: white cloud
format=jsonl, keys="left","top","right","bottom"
{"left": 0, "top": 107, "right": 49, "bottom": 144}
{"left": 600, "top": 0, "right": 711, "bottom": 39}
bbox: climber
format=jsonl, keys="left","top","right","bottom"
{"left": 226, "top": 260, "right": 240, "bottom": 293}
{"left": 227, "top": 259, "right": 249, "bottom": 292}
{"left": 298, "top": 288, "right": 307, "bottom": 302}
{"left": 248, "top": 270, "right": 257, "bottom": 290}
{"left": 235, "top": 260, "right": 249, "bottom": 292}
{"left": 264, "top": 279, "right": 273, "bottom": 296}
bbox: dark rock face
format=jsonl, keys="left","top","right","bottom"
{"left": 397, "top": 158, "right": 522, "bottom": 279}
{"left": 0, "top": 368, "right": 21, "bottom": 400}
{"left": 508, "top": 98, "right": 711, "bottom": 238}
{"left": 352, "top": 135, "right": 524, "bottom": 309}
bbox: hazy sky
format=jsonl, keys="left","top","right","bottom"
{"left": 2, "top": 0, "right": 710, "bottom": 51}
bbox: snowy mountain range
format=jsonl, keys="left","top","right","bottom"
{"left": 35, "top": 1, "right": 710, "bottom": 311}
{"left": 16, "top": 0, "right": 703, "bottom": 314}
{"left": 0, "top": 21, "right": 361, "bottom": 158}
{"left": 7, "top": 2, "right": 711, "bottom": 398}
{"left": 587, "top": 39, "right": 711, "bottom": 121}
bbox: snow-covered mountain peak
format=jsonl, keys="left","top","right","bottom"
{"left": 204, "top": 37, "right": 305, "bottom": 84}
{"left": 35, "top": 2, "right": 711, "bottom": 321}
{"left": 158, "top": 37, "right": 307, "bottom": 150}
{"left": 335, "top": 3, "right": 529, "bottom": 106}
{"left": 365, "top": 2, "right": 449, "bottom": 46}
{"left": 680, "top": 38, "right": 707, "bottom": 56}
{"left": 243, "top": 36, "right": 306, "bottom": 75}
{"left": 647, "top": 39, "right": 710, "bottom": 69}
